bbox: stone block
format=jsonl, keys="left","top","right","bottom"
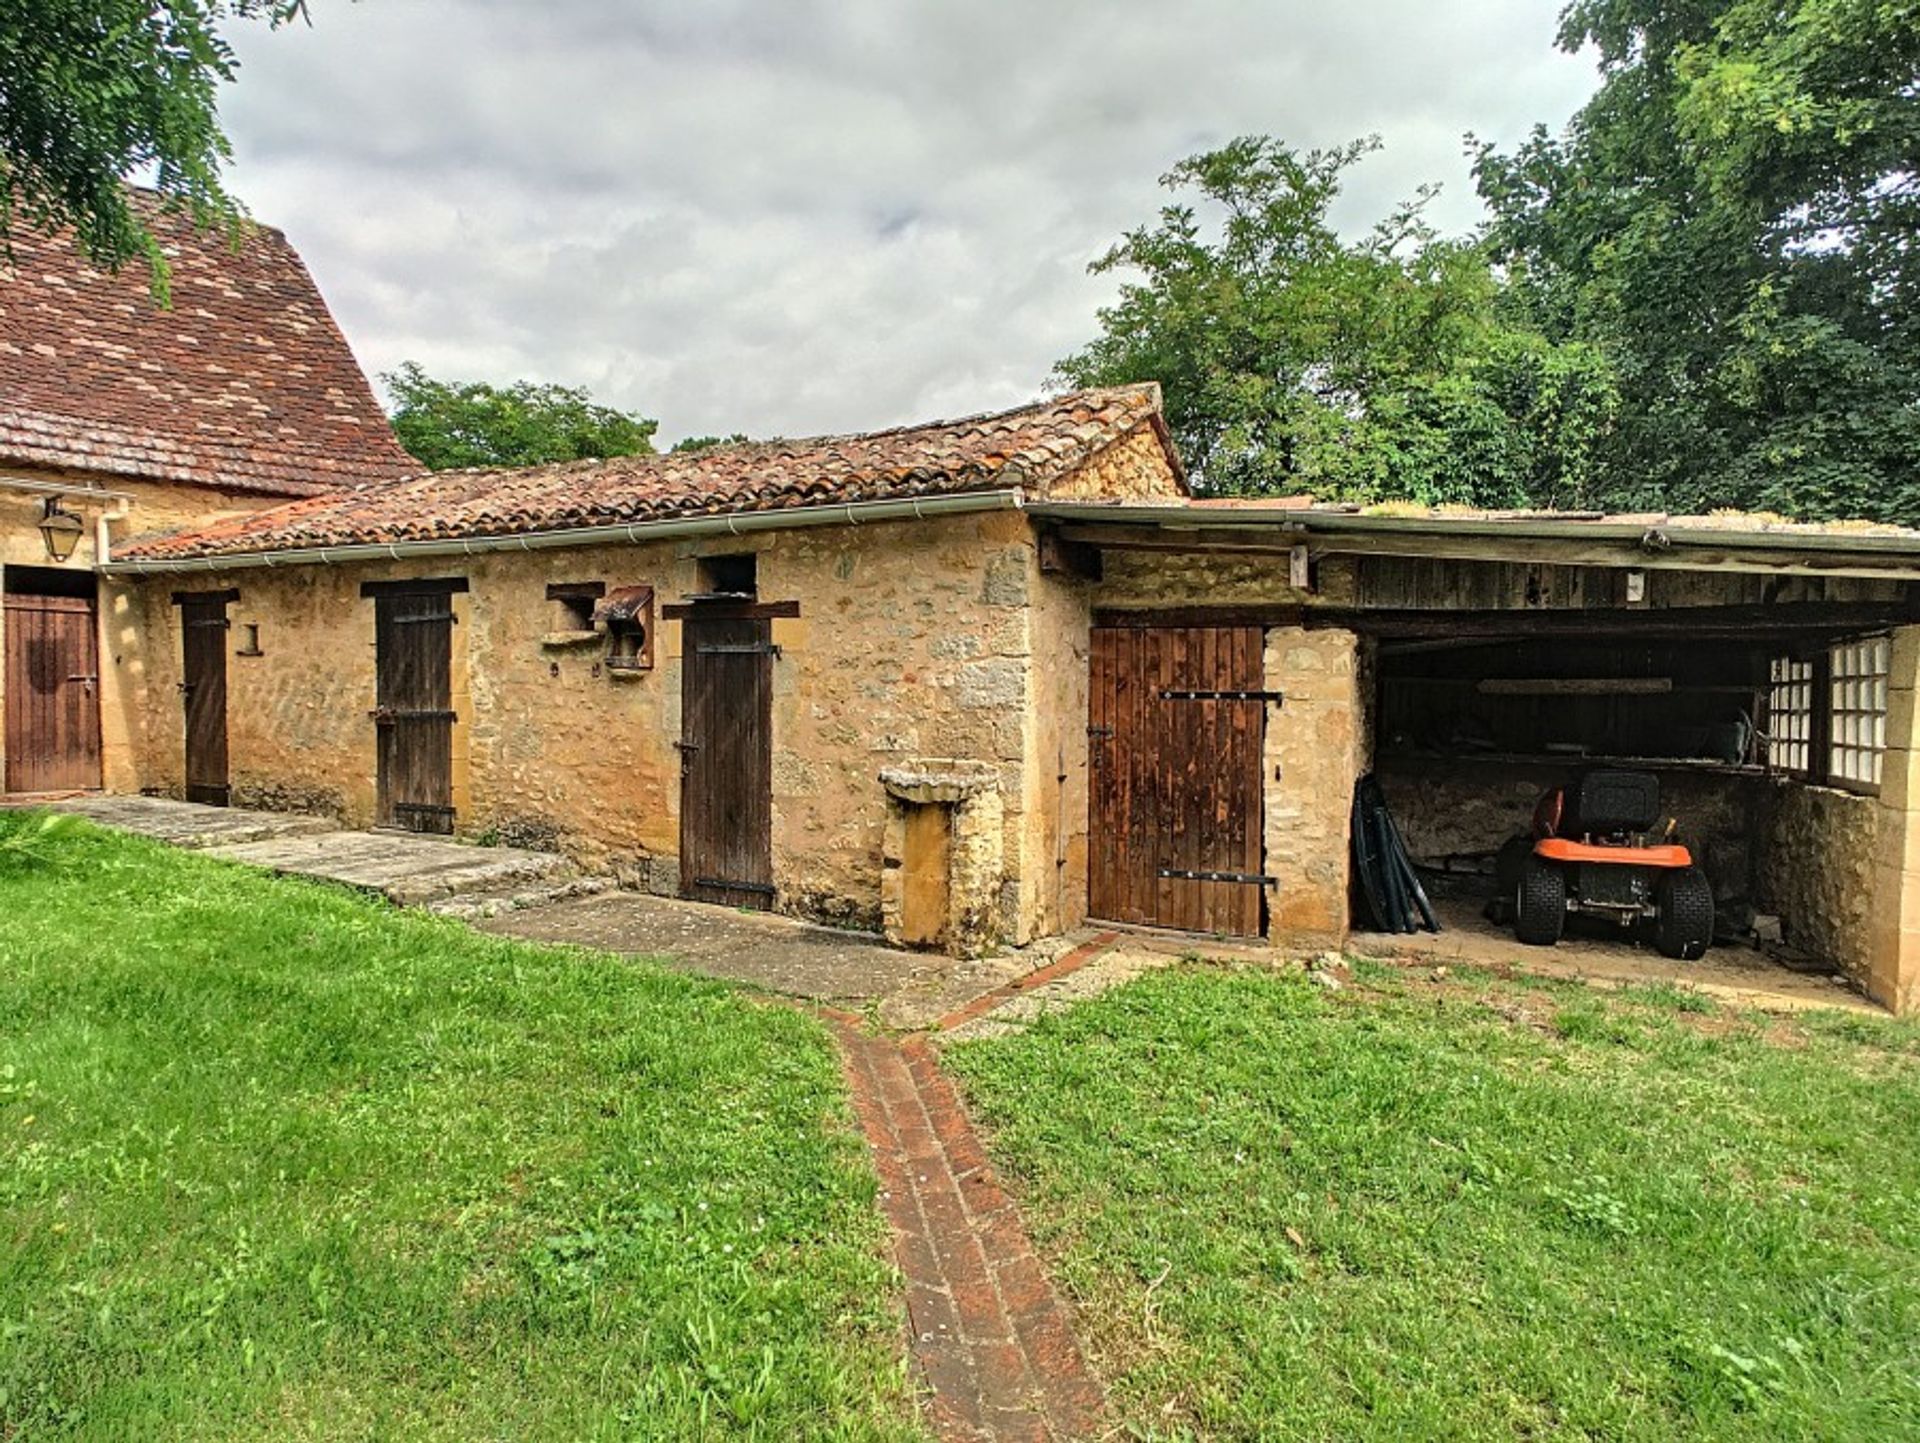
{"left": 954, "top": 657, "right": 1025, "bottom": 710}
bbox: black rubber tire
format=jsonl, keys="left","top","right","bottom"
{"left": 1655, "top": 867, "right": 1714, "bottom": 961}
{"left": 1515, "top": 858, "right": 1567, "bottom": 947}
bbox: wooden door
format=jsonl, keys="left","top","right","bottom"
{"left": 1088, "top": 626, "right": 1268, "bottom": 936}
{"left": 679, "top": 613, "right": 774, "bottom": 908}
{"left": 4, "top": 589, "right": 102, "bottom": 793}
{"left": 179, "top": 594, "right": 231, "bottom": 805}
{"left": 373, "top": 587, "right": 457, "bottom": 834}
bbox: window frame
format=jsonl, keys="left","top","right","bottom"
{"left": 1827, "top": 634, "right": 1891, "bottom": 794}
{"left": 1765, "top": 655, "right": 1815, "bottom": 778}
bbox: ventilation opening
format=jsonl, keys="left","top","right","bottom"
{"left": 699, "top": 553, "right": 757, "bottom": 598}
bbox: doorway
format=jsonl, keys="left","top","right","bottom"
{"left": 176, "top": 589, "right": 233, "bottom": 805}
{"left": 368, "top": 579, "right": 462, "bottom": 834}
{"left": 678, "top": 612, "right": 775, "bottom": 908}
{"left": 3, "top": 567, "right": 102, "bottom": 793}
{"left": 1087, "top": 625, "right": 1268, "bottom": 935}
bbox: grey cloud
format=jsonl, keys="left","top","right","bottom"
{"left": 222, "top": 1, "right": 1597, "bottom": 444}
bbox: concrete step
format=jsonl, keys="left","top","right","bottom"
{"left": 424, "top": 873, "right": 617, "bottom": 921}
{"left": 206, "top": 830, "right": 580, "bottom": 906}
{"left": 44, "top": 795, "right": 339, "bottom": 849}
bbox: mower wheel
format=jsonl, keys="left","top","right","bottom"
{"left": 1515, "top": 857, "right": 1567, "bottom": 946}
{"left": 1655, "top": 867, "right": 1714, "bottom": 961}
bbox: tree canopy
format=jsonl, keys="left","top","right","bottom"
{"left": 0, "top": 1, "right": 304, "bottom": 301}
{"left": 1055, "top": 137, "right": 1618, "bottom": 506}
{"left": 1475, "top": 0, "right": 1920, "bottom": 522}
{"left": 384, "top": 363, "right": 659, "bottom": 470}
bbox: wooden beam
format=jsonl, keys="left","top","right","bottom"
{"left": 171, "top": 587, "right": 239, "bottom": 606}
{"left": 359, "top": 576, "right": 468, "bottom": 598}
{"left": 1306, "top": 600, "right": 1920, "bottom": 640}
{"left": 1063, "top": 519, "right": 1920, "bottom": 580}
{"left": 659, "top": 598, "right": 801, "bottom": 621}
{"left": 1094, "top": 605, "right": 1307, "bottom": 629}
{"left": 1477, "top": 677, "right": 1673, "bottom": 696}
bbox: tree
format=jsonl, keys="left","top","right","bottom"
{"left": 1056, "top": 136, "right": 1616, "bottom": 506}
{"left": 670, "top": 433, "right": 752, "bottom": 454}
{"left": 1475, "top": 0, "right": 1920, "bottom": 523}
{"left": 1, "top": 1, "right": 306, "bottom": 301}
{"left": 383, "top": 363, "right": 659, "bottom": 470}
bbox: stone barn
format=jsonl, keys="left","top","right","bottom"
{"left": 0, "top": 192, "right": 414, "bottom": 798}
{"left": 88, "top": 384, "right": 1920, "bottom": 1014}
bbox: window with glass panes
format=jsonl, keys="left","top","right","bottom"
{"left": 1767, "top": 657, "right": 1814, "bottom": 775}
{"left": 1829, "top": 636, "right": 1890, "bottom": 789}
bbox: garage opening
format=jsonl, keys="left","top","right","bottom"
{"left": 1358, "top": 619, "right": 1888, "bottom": 995}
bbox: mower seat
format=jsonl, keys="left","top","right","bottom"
{"left": 1560, "top": 768, "right": 1661, "bottom": 838}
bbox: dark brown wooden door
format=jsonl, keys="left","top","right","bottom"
{"left": 1088, "top": 626, "right": 1267, "bottom": 936}
{"left": 680, "top": 613, "right": 774, "bottom": 908}
{"left": 4, "top": 589, "right": 102, "bottom": 793}
{"left": 179, "top": 595, "right": 231, "bottom": 805}
{"left": 373, "top": 588, "right": 457, "bottom": 834}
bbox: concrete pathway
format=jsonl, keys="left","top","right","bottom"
{"left": 32, "top": 795, "right": 606, "bottom": 914}
{"left": 483, "top": 890, "right": 1090, "bottom": 1031}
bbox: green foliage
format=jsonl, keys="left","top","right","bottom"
{"left": 671, "top": 433, "right": 752, "bottom": 454}
{"left": 0, "top": 1, "right": 305, "bottom": 303}
{"left": 1475, "top": 0, "right": 1920, "bottom": 523}
{"left": 384, "top": 361, "right": 659, "bottom": 470}
{"left": 0, "top": 814, "right": 919, "bottom": 1439}
{"left": 1056, "top": 136, "right": 1618, "bottom": 504}
{"left": 949, "top": 965, "right": 1920, "bottom": 1438}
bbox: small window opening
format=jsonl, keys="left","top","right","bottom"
{"left": 546, "top": 581, "right": 605, "bottom": 635}
{"left": 1766, "top": 656, "right": 1813, "bottom": 775}
{"left": 1829, "top": 635, "right": 1890, "bottom": 790}
{"left": 236, "top": 622, "right": 264, "bottom": 657}
{"left": 699, "top": 553, "right": 757, "bottom": 598}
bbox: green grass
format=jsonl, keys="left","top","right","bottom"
{"left": 0, "top": 813, "right": 920, "bottom": 1441}
{"left": 946, "top": 963, "right": 1920, "bottom": 1441}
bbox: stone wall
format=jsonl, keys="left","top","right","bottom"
{"left": 1757, "top": 781, "right": 1881, "bottom": 985}
{"left": 1867, "top": 626, "right": 1920, "bottom": 1012}
{"left": 122, "top": 509, "right": 1076, "bottom": 945}
{"left": 0, "top": 466, "right": 292, "bottom": 793}
{"left": 1043, "top": 426, "right": 1184, "bottom": 501}
{"left": 1263, "top": 627, "right": 1363, "bottom": 944}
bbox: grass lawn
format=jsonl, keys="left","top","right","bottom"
{"left": 0, "top": 813, "right": 920, "bottom": 1441}
{"left": 946, "top": 961, "right": 1920, "bottom": 1441}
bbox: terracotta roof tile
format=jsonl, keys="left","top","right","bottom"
{"left": 0, "top": 191, "right": 415, "bottom": 496}
{"left": 118, "top": 384, "right": 1172, "bottom": 562}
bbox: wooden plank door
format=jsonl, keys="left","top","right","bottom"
{"left": 179, "top": 595, "right": 231, "bottom": 805}
{"left": 679, "top": 613, "right": 774, "bottom": 908}
{"left": 3, "top": 590, "right": 102, "bottom": 793}
{"left": 373, "top": 588, "right": 457, "bottom": 834}
{"left": 1087, "top": 625, "right": 1267, "bottom": 936}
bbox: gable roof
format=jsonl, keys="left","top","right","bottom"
{"left": 0, "top": 191, "right": 415, "bottom": 497}
{"left": 112, "top": 384, "right": 1177, "bottom": 565}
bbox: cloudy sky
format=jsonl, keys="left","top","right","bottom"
{"left": 221, "top": 1, "right": 1599, "bottom": 446}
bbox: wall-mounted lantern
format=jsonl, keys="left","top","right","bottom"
{"left": 37, "top": 498, "right": 85, "bottom": 562}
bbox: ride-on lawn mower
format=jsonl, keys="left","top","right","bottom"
{"left": 1507, "top": 768, "right": 1715, "bottom": 960}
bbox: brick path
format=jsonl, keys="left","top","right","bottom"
{"left": 837, "top": 1026, "right": 1107, "bottom": 1441}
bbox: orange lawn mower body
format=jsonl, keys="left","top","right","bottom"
{"left": 1511, "top": 768, "right": 1714, "bottom": 959}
